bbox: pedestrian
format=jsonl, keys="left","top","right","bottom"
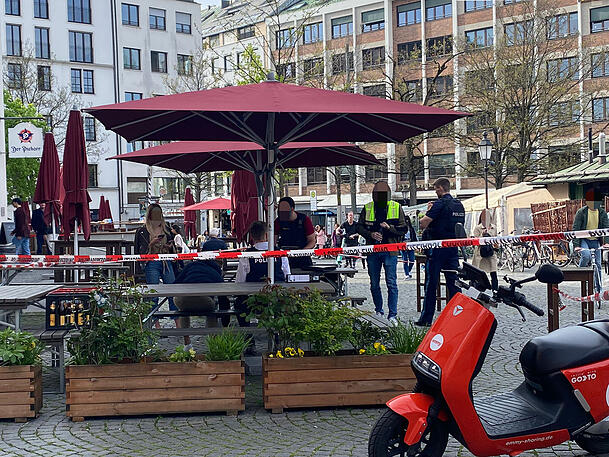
{"left": 10, "top": 198, "right": 31, "bottom": 255}
{"left": 171, "top": 224, "right": 190, "bottom": 253}
{"left": 314, "top": 225, "right": 327, "bottom": 249}
{"left": 341, "top": 212, "right": 359, "bottom": 268}
{"left": 471, "top": 209, "right": 498, "bottom": 290}
{"left": 416, "top": 178, "right": 465, "bottom": 326}
{"left": 332, "top": 223, "right": 344, "bottom": 248}
{"left": 573, "top": 188, "right": 609, "bottom": 293}
{"left": 358, "top": 235, "right": 367, "bottom": 269}
{"left": 31, "top": 202, "right": 48, "bottom": 255}
{"left": 202, "top": 227, "right": 227, "bottom": 251}
{"left": 357, "top": 181, "right": 407, "bottom": 326}
{"left": 401, "top": 216, "right": 417, "bottom": 279}
{"left": 275, "top": 196, "right": 315, "bottom": 269}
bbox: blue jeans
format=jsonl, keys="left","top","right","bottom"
{"left": 579, "top": 239, "right": 602, "bottom": 293}
{"left": 144, "top": 261, "right": 176, "bottom": 311}
{"left": 12, "top": 236, "right": 30, "bottom": 255}
{"left": 367, "top": 253, "right": 398, "bottom": 318}
{"left": 401, "top": 250, "right": 415, "bottom": 276}
{"left": 420, "top": 248, "right": 460, "bottom": 324}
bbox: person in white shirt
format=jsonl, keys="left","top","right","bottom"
{"left": 171, "top": 224, "right": 190, "bottom": 253}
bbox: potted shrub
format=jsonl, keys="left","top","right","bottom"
{"left": 65, "top": 277, "right": 248, "bottom": 421}
{"left": 0, "top": 328, "right": 43, "bottom": 421}
{"left": 248, "top": 286, "right": 426, "bottom": 413}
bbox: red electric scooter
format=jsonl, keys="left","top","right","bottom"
{"left": 369, "top": 263, "right": 609, "bottom": 457}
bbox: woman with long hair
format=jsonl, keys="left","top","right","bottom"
{"left": 472, "top": 209, "right": 498, "bottom": 290}
{"left": 171, "top": 224, "right": 190, "bottom": 254}
{"left": 315, "top": 225, "right": 327, "bottom": 249}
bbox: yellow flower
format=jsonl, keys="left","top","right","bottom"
{"left": 269, "top": 354, "right": 274, "bottom": 358}
{"left": 285, "top": 347, "right": 293, "bottom": 352}
{"left": 288, "top": 348, "right": 296, "bottom": 357}
{"left": 359, "top": 349, "right": 366, "bottom": 354}
{"left": 374, "top": 342, "right": 381, "bottom": 350}
{"left": 30, "top": 342, "right": 36, "bottom": 348}
{"left": 277, "top": 351, "right": 284, "bottom": 358}
{"left": 189, "top": 349, "right": 196, "bottom": 356}
{"left": 380, "top": 345, "right": 386, "bottom": 351}
{"left": 297, "top": 348, "right": 304, "bottom": 357}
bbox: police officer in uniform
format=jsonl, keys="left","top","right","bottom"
{"left": 274, "top": 196, "right": 316, "bottom": 270}
{"left": 416, "top": 177, "right": 465, "bottom": 326}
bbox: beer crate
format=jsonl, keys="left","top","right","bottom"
{"left": 45, "top": 288, "right": 95, "bottom": 331}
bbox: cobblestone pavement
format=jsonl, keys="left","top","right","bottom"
{"left": 0, "top": 266, "right": 604, "bottom": 456}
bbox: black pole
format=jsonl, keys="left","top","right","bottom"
{"left": 484, "top": 160, "right": 489, "bottom": 209}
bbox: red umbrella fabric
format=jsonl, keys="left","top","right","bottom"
{"left": 104, "top": 198, "right": 113, "bottom": 230}
{"left": 62, "top": 110, "right": 92, "bottom": 241}
{"left": 109, "top": 141, "right": 380, "bottom": 174}
{"left": 183, "top": 197, "right": 231, "bottom": 211}
{"left": 86, "top": 81, "right": 468, "bottom": 144}
{"left": 33, "top": 133, "right": 62, "bottom": 226}
{"left": 98, "top": 196, "right": 106, "bottom": 221}
{"left": 183, "top": 187, "right": 196, "bottom": 239}
{"left": 231, "top": 171, "right": 260, "bottom": 244}
{"left": 21, "top": 201, "right": 32, "bottom": 232}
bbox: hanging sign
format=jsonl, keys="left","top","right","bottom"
{"left": 310, "top": 190, "right": 317, "bottom": 211}
{"left": 8, "top": 122, "right": 43, "bottom": 158}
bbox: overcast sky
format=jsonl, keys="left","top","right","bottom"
{"left": 193, "top": 0, "right": 220, "bottom": 7}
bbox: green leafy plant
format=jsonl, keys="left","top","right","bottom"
{"left": 67, "top": 276, "right": 159, "bottom": 365}
{"left": 169, "top": 345, "right": 197, "bottom": 363}
{"left": 205, "top": 330, "right": 251, "bottom": 361}
{"left": 350, "top": 319, "right": 387, "bottom": 352}
{"left": 359, "top": 342, "right": 390, "bottom": 356}
{"left": 385, "top": 322, "right": 428, "bottom": 354}
{"left": 0, "top": 329, "right": 43, "bottom": 366}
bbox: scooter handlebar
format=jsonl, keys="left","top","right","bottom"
{"left": 512, "top": 291, "right": 545, "bottom": 317}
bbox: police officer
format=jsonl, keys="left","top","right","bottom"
{"left": 357, "top": 181, "right": 407, "bottom": 326}
{"left": 274, "top": 196, "right": 316, "bottom": 269}
{"left": 416, "top": 178, "right": 465, "bottom": 326}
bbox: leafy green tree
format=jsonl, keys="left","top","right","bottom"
{"left": 235, "top": 44, "right": 268, "bottom": 85}
{"left": 4, "top": 90, "right": 47, "bottom": 202}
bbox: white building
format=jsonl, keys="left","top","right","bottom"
{"left": 2, "top": 0, "right": 202, "bottom": 220}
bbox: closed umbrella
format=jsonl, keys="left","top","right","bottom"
{"left": 33, "top": 133, "right": 62, "bottom": 239}
{"left": 104, "top": 198, "right": 113, "bottom": 230}
{"left": 231, "top": 171, "right": 260, "bottom": 244}
{"left": 21, "top": 201, "right": 32, "bottom": 231}
{"left": 183, "top": 187, "right": 196, "bottom": 239}
{"left": 98, "top": 196, "right": 106, "bottom": 221}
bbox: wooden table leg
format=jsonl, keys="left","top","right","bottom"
{"left": 584, "top": 271, "right": 595, "bottom": 322}
{"left": 416, "top": 258, "right": 423, "bottom": 313}
{"left": 547, "top": 283, "right": 559, "bottom": 332}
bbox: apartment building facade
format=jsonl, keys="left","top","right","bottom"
{"left": 2, "top": 0, "right": 202, "bottom": 219}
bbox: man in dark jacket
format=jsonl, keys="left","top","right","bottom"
{"left": 10, "top": 198, "right": 30, "bottom": 255}
{"left": 573, "top": 188, "right": 609, "bottom": 293}
{"left": 31, "top": 203, "right": 48, "bottom": 254}
{"left": 357, "top": 181, "right": 407, "bottom": 325}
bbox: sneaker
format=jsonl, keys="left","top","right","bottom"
{"left": 405, "top": 274, "right": 412, "bottom": 280}
{"left": 388, "top": 317, "right": 399, "bottom": 327}
{"left": 414, "top": 320, "right": 431, "bottom": 327}
{"left": 375, "top": 312, "right": 384, "bottom": 318}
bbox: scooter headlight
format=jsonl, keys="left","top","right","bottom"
{"left": 413, "top": 351, "right": 442, "bottom": 381}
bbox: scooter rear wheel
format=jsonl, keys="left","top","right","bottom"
{"left": 575, "top": 434, "right": 609, "bottom": 454}
{"left": 368, "top": 409, "right": 448, "bottom": 457}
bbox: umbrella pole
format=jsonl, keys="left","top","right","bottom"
{"left": 50, "top": 213, "right": 56, "bottom": 255}
{"left": 267, "top": 150, "right": 276, "bottom": 285}
{"left": 74, "top": 217, "right": 79, "bottom": 284}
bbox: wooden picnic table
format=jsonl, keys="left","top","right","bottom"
{"left": 0, "top": 284, "right": 63, "bottom": 330}
{"left": 140, "top": 281, "right": 335, "bottom": 298}
{"left": 1, "top": 263, "right": 129, "bottom": 285}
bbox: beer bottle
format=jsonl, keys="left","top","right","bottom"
{"left": 59, "top": 300, "right": 67, "bottom": 327}
{"left": 49, "top": 303, "right": 56, "bottom": 327}
{"left": 77, "top": 302, "right": 84, "bottom": 326}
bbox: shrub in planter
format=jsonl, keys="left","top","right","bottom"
{"left": 0, "top": 329, "right": 43, "bottom": 421}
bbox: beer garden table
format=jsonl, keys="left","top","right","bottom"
{"left": 546, "top": 266, "right": 594, "bottom": 332}
{"left": 0, "top": 284, "right": 63, "bottom": 330}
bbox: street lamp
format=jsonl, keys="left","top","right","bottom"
{"left": 478, "top": 131, "right": 493, "bottom": 209}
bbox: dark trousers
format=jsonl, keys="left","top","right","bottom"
{"left": 420, "top": 247, "right": 460, "bottom": 324}
{"left": 35, "top": 232, "right": 45, "bottom": 254}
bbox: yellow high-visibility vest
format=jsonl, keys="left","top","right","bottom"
{"left": 364, "top": 201, "right": 400, "bottom": 222}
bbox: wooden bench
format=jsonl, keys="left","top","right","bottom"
{"left": 34, "top": 329, "right": 69, "bottom": 394}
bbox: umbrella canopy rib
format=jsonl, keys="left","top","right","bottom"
{"left": 281, "top": 113, "right": 349, "bottom": 145}
{"left": 343, "top": 117, "right": 404, "bottom": 143}
{"left": 132, "top": 113, "right": 198, "bottom": 142}
{"left": 224, "top": 111, "right": 266, "bottom": 145}
{"left": 368, "top": 113, "right": 429, "bottom": 133}
{"left": 113, "top": 110, "right": 179, "bottom": 132}
{"left": 192, "top": 111, "right": 260, "bottom": 143}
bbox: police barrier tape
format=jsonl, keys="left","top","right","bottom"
{"left": 555, "top": 288, "right": 609, "bottom": 303}
{"left": 1, "top": 227, "right": 609, "bottom": 267}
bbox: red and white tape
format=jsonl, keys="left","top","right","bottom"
{"left": 555, "top": 288, "right": 609, "bottom": 303}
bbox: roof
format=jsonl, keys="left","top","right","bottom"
{"left": 461, "top": 182, "right": 534, "bottom": 212}
{"left": 201, "top": 0, "right": 271, "bottom": 36}
{"left": 531, "top": 158, "right": 609, "bottom": 185}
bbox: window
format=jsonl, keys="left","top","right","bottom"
{"left": 223, "top": 55, "right": 233, "bottom": 71}
{"left": 363, "top": 84, "right": 386, "bottom": 98}
{"left": 277, "top": 62, "right": 296, "bottom": 80}
{"left": 592, "top": 52, "right": 609, "bottom": 78}
{"left": 149, "top": 8, "right": 165, "bottom": 30}
{"left": 123, "top": 47, "right": 140, "bottom": 70}
{"left": 83, "top": 69, "right": 94, "bottom": 93}
{"left": 7, "top": 63, "right": 22, "bottom": 89}
{"left": 71, "top": 69, "right": 93, "bottom": 93}
{"left": 68, "top": 0, "right": 91, "bottom": 24}
{"left": 429, "top": 122, "right": 454, "bottom": 138}
{"left": 591, "top": 6, "right": 609, "bottom": 33}
{"left": 362, "top": 9, "right": 385, "bottom": 32}
{"left": 397, "top": 3, "right": 421, "bottom": 27}
{"left": 331, "top": 52, "right": 354, "bottom": 74}
{"left": 504, "top": 0, "right": 522, "bottom": 3}
{"left": 177, "top": 54, "right": 192, "bottom": 75}
{"left": 211, "top": 57, "right": 220, "bottom": 74}
{"left": 365, "top": 164, "right": 387, "bottom": 181}
{"left": 466, "top": 111, "right": 493, "bottom": 133}
{"left": 276, "top": 28, "right": 295, "bottom": 49}
{"left": 121, "top": 3, "right": 138, "bottom": 26}
{"left": 237, "top": 25, "right": 255, "bottom": 40}
{"left": 426, "top": 0, "right": 451, "bottom": 21}
{"left": 426, "top": 35, "right": 452, "bottom": 57}
{"left": 209, "top": 34, "right": 220, "bottom": 46}
{"left": 397, "top": 41, "right": 421, "bottom": 64}
{"left": 176, "top": 12, "right": 191, "bottom": 34}
{"left": 427, "top": 75, "right": 453, "bottom": 97}
{"left": 125, "top": 91, "right": 142, "bottom": 101}
{"left": 547, "top": 12, "right": 578, "bottom": 39}
{"left": 69, "top": 31, "right": 93, "bottom": 63}
{"left": 34, "top": 0, "right": 48, "bottom": 18}
{"left": 548, "top": 101, "right": 579, "bottom": 126}
{"left": 429, "top": 154, "right": 455, "bottom": 178}
{"left": 465, "top": 0, "right": 491, "bottom": 12}
{"left": 6, "top": 24, "right": 21, "bottom": 56}
{"left": 127, "top": 177, "right": 147, "bottom": 204}
{"left": 5, "top": 0, "right": 19, "bottom": 15}
{"left": 303, "top": 22, "right": 323, "bottom": 44}
{"left": 70, "top": 69, "right": 82, "bottom": 93}
{"left": 84, "top": 117, "right": 96, "bottom": 141}
{"left": 126, "top": 141, "right": 144, "bottom": 153}
{"left": 465, "top": 27, "right": 493, "bottom": 48}
{"left": 35, "top": 27, "right": 50, "bottom": 59}
{"left": 87, "top": 164, "right": 98, "bottom": 187}
{"left": 593, "top": 97, "right": 609, "bottom": 122}
{"left": 151, "top": 51, "right": 167, "bottom": 73}
{"left": 505, "top": 21, "right": 532, "bottom": 46}
{"left": 307, "top": 167, "right": 327, "bottom": 184}
{"left": 303, "top": 58, "right": 323, "bottom": 78}
{"left": 400, "top": 156, "right": 424, "bottom": 180}
{"left": 331, "top": 16, "right": 353, "bottom": 38}
{"left": 37, "top": 65, "right": 51, "bottom": 91}
{"left": 546, "top": 57, "right": 578, "bottom": 82}
{"left": 362, "top": 46, "right": 385, "bottom": 69}
{"left": 464, "top": 69, "right": 495, "bottom": 93}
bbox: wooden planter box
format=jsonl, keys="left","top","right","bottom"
{"left": 263, "top": 353, "right": 415, "bottom": 413}
{"left": 0, "top": 365, "right": 42, "bottom": 422}
{"left": 66, "top": 360, "right": 245, "bottom": 421}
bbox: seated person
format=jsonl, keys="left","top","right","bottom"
{"left": 202, "top": 227, "right": 227, "bottom": 251}
{"left": 235, "top": 221, "right": 291, "bottom": 326}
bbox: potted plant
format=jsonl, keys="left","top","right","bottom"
{"left": 248, "top": 286, "right": 426, "bottom": 413}
{"left": 0, "top": 328, "right": 43, "bottom": 421}
{"left": 65, "top": 276, "right": 248, "bottom": 421}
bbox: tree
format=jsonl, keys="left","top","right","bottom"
{"left": 164, "top": 45, "right": 220, "bottom": 93}
{"left": 4, "top": 90, "right": 47, "bottom": 201}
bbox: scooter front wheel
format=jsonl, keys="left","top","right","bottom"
{"left": 368, "top": 409, "right": 448, "bottom": 457}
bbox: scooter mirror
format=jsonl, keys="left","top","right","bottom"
{"left": 535, "top": 264, "right": 564, "bottom": 284}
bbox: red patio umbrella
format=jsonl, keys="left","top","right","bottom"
{"left": 62, "top": 110, "right": 92, "bottom": 245}
{"left": 33, "top": 132, "right": 62, "bottom": 228}
{"left": 98, "top": 196, "right": 106, "bottom": 221}
{"left": 183, "top": 187, "right": 196, "bottom": 239}
{"left": 21, "top": 201, "right": 32, "bottom": 232}
{"left": 104, "top": 198, "right": 113, "bottom": 230}
{"left": 182, "top": 197, "right": 231, "bottom": 212}
{"left": 231, "top": 171, "right": 260, "bottom": 244}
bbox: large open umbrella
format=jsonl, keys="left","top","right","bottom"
{"left": 183, "top": 188, "right": 196, "bottom": 239}
{"left": 182, "top": 197, "right": 231, "bottom": 211}
{"left": 89, "top": 79, "right": 469, "bottom": 281}
{"left": 231, "top": 171, "right": 259, "bottom": 244}
{"left": 33, "top": 133, "right": 62, "bottom": 239}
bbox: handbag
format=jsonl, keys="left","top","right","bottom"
{"left": 480, "top": 230, "right": 494, "bottom": 258}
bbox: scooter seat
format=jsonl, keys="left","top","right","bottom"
{"left": 520, "top": 325, "right": 609, "bottom": 375}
